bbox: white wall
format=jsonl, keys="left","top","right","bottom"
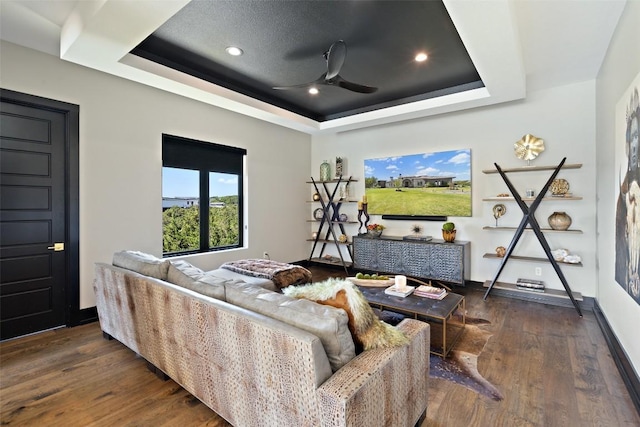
{"left": 313, "top": 80, "right": 597, "bottom": 297}
{"left": 0, "top": 41, "right": 312, "bottom": 309}
{"left": 596, "top": 0, "right": 640, "bottom": 376}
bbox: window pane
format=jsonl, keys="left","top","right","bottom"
{"left": 209, "top": 172, "right": 239, "bottom": 248}
{"left": 162, "top": 167, "right": 200, "bottom": 253}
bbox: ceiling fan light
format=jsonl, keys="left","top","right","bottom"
{"left": 225, "top": 46, "right": 243, "bottom": 56}
{"left": 415, "top": 52, "right": 428, "bottom": 62}
{"left": 308, "top": 87, "right": 319, "bottom": 95}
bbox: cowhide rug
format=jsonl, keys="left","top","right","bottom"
{"left": 428, "top": 312, "right": 504, "bottom": 401}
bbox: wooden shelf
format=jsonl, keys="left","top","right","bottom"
{"left": 308, "top": 199, "right": 359, "bottom": 203}
{"left": 307, "top": 239, "right": 351, "bottom": 245}
{"left": 307, "top": 220, "right": 358, "bottom": 224}
{"left": 306, "top": 178, "right": 358, "bottom": 183}
{"left": 483, "top": 226, "right": 583, "bottom": 233}
{"left": 482, "top": 196, "right": 582, "bottom": 201}
{"left": 482, "top": 163, "right": 582, "bottom": 174}
{"left": 309, "top": 257, "right": 353, "bottom": 268}
{"left": 483, "top": 253, "right": 582, "bottom": 266}
{"left": 483, "top": 280, "right": 583, "bottom": 301}
{"left": 307, "top": 176, "right": 357, "bottom": 274}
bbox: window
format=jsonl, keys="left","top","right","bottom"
{"left": 162, "top": 134, "right": 245, "bottom": 256}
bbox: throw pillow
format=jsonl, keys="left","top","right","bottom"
{"left": 167, "top": 260, "right": 234, "bottom": 300}
{"left": 283, "top": 278, "right": 409, "bottom": 351}
{"left": 113, "top": 250, "right": 170, "bottom": 280}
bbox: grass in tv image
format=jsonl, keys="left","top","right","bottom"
{"left": 364, "top": 149, "right": 471, "bottom": 217}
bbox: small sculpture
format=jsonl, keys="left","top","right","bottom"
{"left": 492, "top": 204, "right": 506, "bottom": 226}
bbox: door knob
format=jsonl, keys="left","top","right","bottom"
{"left": 47, "top": 243, "right": 65, "bottom": 251}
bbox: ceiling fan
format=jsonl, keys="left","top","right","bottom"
{"left": 273, "top": 40, "right": 378, "bottom": 94}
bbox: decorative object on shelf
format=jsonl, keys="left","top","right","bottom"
{"left": 338, "top": 183, "right": 347, "bottom": 200}
{"left": 442, "top": 221, "right": 456, "bottom": 242}
{"left": 551, "top": 248, "right": 569, "bottom": 261}
{"left": 550, "top": 178, "right": 570, "bottom": 196}
{"left": 563, "top": 254, "right": 582, "bottom": 264}
{"left": 366, "top": 223, "right": 385, "bottom": 238}
{"left": 357, "top": 196, "right": 370, "bottom": 234}
{"left": 312, "top": 192, "right": 321, "bottom": 201}
{"left": 335, "top": 157, "right": 344, "bottom": 177}
{"left": 497, "top": 193, "right": 510, "bottom": 197}
{"left": 551, "top": 248, "right": 582, "bottom": 264}
{"left": 319, "top": 160, "right": 331, "bottom": 181}
{"left": 338, "top": 213, "right": 348, "bottom": 222}
{"left": 410, "top": 224, "right": 424, "bottom": 235}
{"left": 492, "top": 204, "right": 506, "bottom": 226}
{"left": 547, "top": 211, "right": 572, "bottom": 230}
{"left": 526, "top": 189, "right": 535, "bottom": 198}
{"left": 311, "top": 231, "right": 318, "bottom": 240}
{"left": 514, "top": 134, "right": 545, "bottom": 166}
{"left": 313, "top": 208, "right": 324, "bottom": 220}
{"left": 495, "top": 246, "right": 506, "bottom": 257}
{"left": 338, "top": 234, "right": 348, "bottom": 243}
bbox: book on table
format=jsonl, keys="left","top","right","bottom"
{"left": 413, "top": 285, "right": 447, "bottom": 300}
{"left": 384, "top": 285, "right": 415, "bottom": 297}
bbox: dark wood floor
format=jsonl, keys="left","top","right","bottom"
{"left": 1, "top": 265, "right": 638, "bottom": 426}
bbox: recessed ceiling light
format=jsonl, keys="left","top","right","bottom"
{"left": 415, "top": 53, "right": 428, "bottom": 62}
{"left": 308, "top": 87, "right": 319, "bottom": 95}
{"left": 225, "top": 46, "right": 243, "bottom": 56}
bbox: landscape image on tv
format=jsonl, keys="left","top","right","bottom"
{"left": 364, "top": 149, "right": 471, "bottom": 217}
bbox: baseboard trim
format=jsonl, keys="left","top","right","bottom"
{"left": 593, "top": 301, "right": 640, "bottom": 415}
{"left": 468, "top": 280, "right": 595, "bottom": 311}
{"left": 75, "top": 307, "right": 98, "bottom": 325}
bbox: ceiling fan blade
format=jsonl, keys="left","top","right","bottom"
{"left": 334, "top": 75, "right": 378, "bottom": 94}
{"left": 325, "top": 40, "right": 346, "bottom": 80}
{"left": 273, "top": 74, "right": 326, "bottom": 90}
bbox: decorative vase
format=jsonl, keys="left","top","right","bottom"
{"left": 442, "top": 229, "right": 456, "bottom": 242}
{"left": 335, "top": 157, "right": 344, "bottom": 178}
{"left": 320, "top": 160, "right": 331, "bottom": 182}
{"left": 548, "top": 211, "right": 572, "bottom": 231}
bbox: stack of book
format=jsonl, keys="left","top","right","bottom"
{"left": 413, "top": 285, "right": 447, "bottom": 300}
{"left": 516, "top": 278, "right": 545, "bottom": 292}
{"left": 384, "top": 285, "right": 415, "bottom": 298}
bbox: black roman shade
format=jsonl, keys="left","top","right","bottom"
{"left": 162, "top": 134, "right": 246, "bottom": 173}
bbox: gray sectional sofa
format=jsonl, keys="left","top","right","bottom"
{"left": 93, "top": 251, "right": 430, "bottom": 427}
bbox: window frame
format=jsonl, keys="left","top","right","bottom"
{"left": 162, "top": 134, "right": 246, "bottom": 256}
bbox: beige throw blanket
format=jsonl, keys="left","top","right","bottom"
{"left": 221, "top": 259, "right": 312, "bottom": 289}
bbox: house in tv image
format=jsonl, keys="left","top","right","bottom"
{"left": 376, "top": 174, "right": 456, "bottom": 189}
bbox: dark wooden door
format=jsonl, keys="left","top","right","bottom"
{"left": 0, "top": 99, "right": 68, "bottom": 339}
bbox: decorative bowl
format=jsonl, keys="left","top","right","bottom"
{"left": 367, "top": 229, "right": 382, "bottom": 238}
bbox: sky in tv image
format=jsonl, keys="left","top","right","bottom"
{"left": 364, "top": 149, "right": 472, "bottom": 217}
{"left": 364, "top": 149, "right": 471, "bottom": 182}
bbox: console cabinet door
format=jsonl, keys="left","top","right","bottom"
{"left": 353, "top": 236, "right": 469, "bottom": 285}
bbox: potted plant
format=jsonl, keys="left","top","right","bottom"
{"left": 442, "top": 222, "right": 456, "bottom": 242}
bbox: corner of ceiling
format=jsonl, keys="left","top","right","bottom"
{"left": 56, "top": 0, "right": 526, "bottom": 135}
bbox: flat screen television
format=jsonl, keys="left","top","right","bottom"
{"left": 364, "top": 149, "right": 472, "bottom": 218}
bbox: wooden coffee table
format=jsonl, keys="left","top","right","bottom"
{"left": 358, "top": 286, "right": 465, "bottom": 357}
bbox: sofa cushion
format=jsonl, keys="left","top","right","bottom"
{"left": 167, "top": 260, "right": 238, "bottom": 300}
{"left": 283, "top": 278, "right": 409, "bottom": 352}
{"left": 112, "top": 250, "right": 170, "bottom": 280}
{"left": 225, "top": 283, "right": 355, "bottom": 372}
{"left": 206, "top": 268, "right": 278, "bottom": 292}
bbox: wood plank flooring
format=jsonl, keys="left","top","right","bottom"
{"left": 1, "top": 265, "right": 638, "bottom": 426}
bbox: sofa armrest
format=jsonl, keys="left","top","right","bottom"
{"left": 316, "top": 319, "right": 429, "bottom": 427}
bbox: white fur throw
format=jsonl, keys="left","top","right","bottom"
{"left": 283, "top": 278, "right": 409, "bottom": 351}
